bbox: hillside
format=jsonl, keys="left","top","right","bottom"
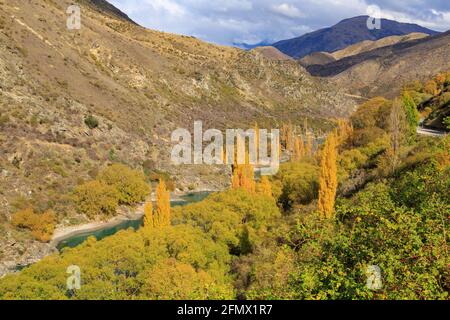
{"left": 301, "top": 32, "right": 428, "bottom": 67}
{"left": 251, "top": 46, "right": 293, "bottom": 61}
{"left": 331, "top": 32, "right": 428, "bottom": 60}
{"left": 0, "top": 0, "right": 355, "bottom": 273}
{"left": 308, "top": 31, "right": 450, "bottom": 98}
{"left": 272, "top": 16, "right": 438, "bottom": 59}
{"left": 299, "top": 52, "right": 336, "bottom": 67}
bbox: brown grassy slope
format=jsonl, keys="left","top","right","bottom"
{"left": 251, "top": 46, "right": 293, "bottom": 61}
{"left": 331, "top": 32, "right": 428, "bottom": 60}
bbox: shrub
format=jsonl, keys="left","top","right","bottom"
{"left": 73, "top": 180, "right": 119, "bottom": 218}
{"left": 11, "top": 208, "right": 56, "bottom": 242}
{"left": 275, "top": 161, "right": 320, "bottom": 210}
{"left": 84, "top": 115, "right": 99, "bottom": 129}
{"left": 98, "top": 164, "right": 150, "bottom": 205}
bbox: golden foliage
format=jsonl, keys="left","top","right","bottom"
{"left": 98, "top": 164, "right": 150, "bottom": 205}
{"left": 154, "top": 179, "right": 171, "bottom": 227}
{"left": 424, "top": 80, "right": 439, "bottom": 96}
{"left": 143, "top": 201, "right": 154, "bottom": 228}
{"left": 292, "top": 136, "right": 305, "bottom": 161}
{"left": 336, "top": 119, "right": 353, "bottom": 147}
{"left": 257, "top": 176, "right": 273, "bottom": 197}
{"left": 73, "top": 180, "right": 119, "bottom": 218}
{"left": 305, "top": 134, "right": 314, "bottom": 157}
{"left": 231, "top": 164, "right": 256, "bottom": 193}
{"left": 318, "top": 133, "right": 338, "bottom": 219}
{"left": 12, "top": 208, "right": 56, "bottom": 242}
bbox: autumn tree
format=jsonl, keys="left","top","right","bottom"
{"left": 402, "top": 92, "right": 420, "bottom": 139}
{"left": 424, "top": 80, "right": 439, "bottom": 95}
{"left": 232, "top": 164, "right": 256, "bottom": 193}
{"left": 336, "top": 119, "right": 353, "bottom": 147}
{"left": 257, "top": 176, "right": 273, "bottom": 197}
{"left": 143, "top": 201, "right": 154, "bottom": 228}
{"left": 98, "top": 164, "right": 150, "bottom": 205}
{"left": 305, "top": 134, "right": 314, "bottom": 157}
{"left": 154, "top": 179, "right": 171, "bottom": 227}
{"left": 387, "top": 99, "right": 407, "bottom": 174}
{"left": 318, "top": 133, "right": 338, "bottom": 219}
{"left": 73, "top": 180, "right": 120, "bottom": 218}
{"left": 292, "top": 136, "right": 305, "bottom": 161}
{"left": 11, "top": 208, "right": 57, "bottom": 242}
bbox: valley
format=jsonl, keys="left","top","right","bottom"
{"left": 0, "top": 0, "right": 448, "bottom": 301}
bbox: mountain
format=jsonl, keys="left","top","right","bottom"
{"left": 82, "top": 0, "right": 136, "bottom": 23}
{"left": 309, "top": 31, "right": 450, "bottom": 98}
{"left": 330, "top": 32, "right": 429, "bottom": 60}
{"left": 300, "top": 32, "right": 429, "bottom": 67}
{"left": 251, "top": 46, "right": 293, "bottom": 61}
{"left": 272, "top": 16, "right": 438, "bottom": 58}
{"left": 299, "top": 52, "right": 336, "bottom": 67}
{"left": 0, "top": 0, "right": 356, "bottom": 273}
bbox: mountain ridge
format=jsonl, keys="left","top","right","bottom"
{"left": 272, "top": 16, "right": 439, "bottom": 58}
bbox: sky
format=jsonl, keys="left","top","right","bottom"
{"left": 108, "top": 0, "right": 450, "bottom": 46}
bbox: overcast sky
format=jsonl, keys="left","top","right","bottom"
{"left": 109, "top": 0, "right": 450, "bottom": 45}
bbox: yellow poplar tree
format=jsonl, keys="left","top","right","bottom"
{"left": 293, "top": 136, "right": 305, "bottom": 161}
{"left": 231, "top": 164, "right": 256, "bottom": 193}
{"left": 154, "top": 179, "right": 171, "bottom": 227}
{"left": 257, "top": 176, "right": 273, "bottom": 197}
{"left": 305, "top": 134, "right": 314, "bottom": 157}
{"left": 254, "top": 122, "right": 260, "bottom": 161}
{"left": 318, "top": 133, "right": 338, "bottom": 219}
{"left": 336, "top": 119, "right": 353, "bottom": 147}
{"left": 143, "top": 201, "right": 154, "bottom": 228}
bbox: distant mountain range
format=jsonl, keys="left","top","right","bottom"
{"left": 272, "top": 16, "right": 439, "bottom": 58}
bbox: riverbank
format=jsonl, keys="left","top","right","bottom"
{"left": 51, "top": 190, "right": 216, "bottom": 248}
{"left": 1, "top": 191, "right": 217, "bottom": 277}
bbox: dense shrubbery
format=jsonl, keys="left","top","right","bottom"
{"left": 11, "top": 208, "right": 56, "bottom": 242}
{"left": 73, "top": 181, "right": 119, "bottom": 218}
{"left": 0, "top": 224, "right": 233, "bottom": 300}
{"left": 274, "top": 161, "right": 319, "bottom": 210}
{"left": 73, "top": 164, "right": 150, "bottom": 219}
{"left": 98, "top": 164, "right": 150, "bottom": 205}
{"left": 172, "top": 189, "right": 280, "bottom": 254}
{"left": 240, "top": 161, "right": 449, "bottom": 300}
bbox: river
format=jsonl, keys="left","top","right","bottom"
{"left": 55, "top": 191, "right": 212, "bottom": 251}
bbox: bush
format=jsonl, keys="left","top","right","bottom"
{"left": 172, "top": 189, "right": 280, "bottom": 253}
{"left": 73, "top": 180, "right": 119, "bottom": 218}
{"left": 98, "top": 164, "right": 150, "bottom": 205}
{"left": 350, "top": 97, "right": 391, "bottom": 130}
{"left": 275, "top": 161, "right": 320, "bottom": 210}
{"left": 11, "top": 208, "right": 56, "bottom": 242}
{"left": 84, "top": 115, "right": 99, "bottom": 129}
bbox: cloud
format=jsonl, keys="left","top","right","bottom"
{"left": 271, "top": 3, "right": 306, "bottom": 18}
{"left": 109, "top": 0, "right": 450, "bottom": 46}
